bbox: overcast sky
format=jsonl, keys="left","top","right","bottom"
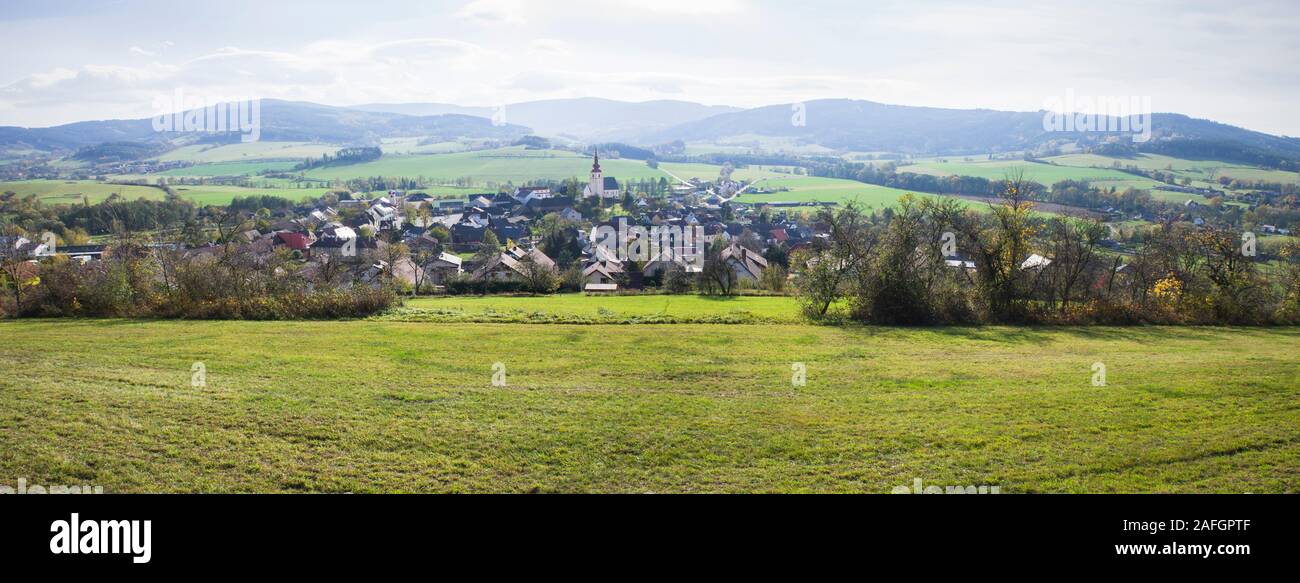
{"left": 2, "top": 0, "right": 1297, "bottom": 135}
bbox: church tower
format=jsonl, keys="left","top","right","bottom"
{"left": 588, "top": 151, "right": 603, "bottom": 198}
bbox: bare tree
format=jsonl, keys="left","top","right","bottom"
{"left": 700, "top": 240, "right": 738, "bottom": 296}
{"left": 1043, "top": 217, "right": 1107, "bottom": 313}
{"left": 0, "top": 240, "right": 36, "bottom": 316}
{"left": 962, "top": 171, "right": 1036, "bottom": 320}
{"left": 794, "top": 202, "right": 875, "bottom": 316}
{"left": 516, "top": 254, "right": 559, "bottom": 294}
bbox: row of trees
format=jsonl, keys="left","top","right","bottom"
{"left": 291, "top": 147, "right": 383, "bottom": 171}
{"left": 795, "top": 178, "right": 1300, "bottom": 325}
{"left": 1, "top": 228, "right": 397, "bottom": 320}
{"left": 809, "top": 160, "right": 1298, "bottom": 233}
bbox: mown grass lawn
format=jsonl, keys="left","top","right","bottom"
{"left": 401, "top": 294, "right": 803, "bottom": 323}
{"left": 1, "top": 318, "right": 1296, "bottom": 493}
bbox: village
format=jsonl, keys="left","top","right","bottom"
{"left": 2, "top": 153, "right": 816, "bottom": 296}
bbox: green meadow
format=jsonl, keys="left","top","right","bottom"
{"left": 158, "top": 141, "right": 342, "bottom": 163}
{"left": 0, "top": 179, "right": 331, "bottom": 206}
{"left": 0, "top": 180, "right": 169, "bottom": 204}
{"left": 166, "top": 184, "right": 331, "bottom": 206}
{"left": 400, "top": 294, "right": 803, "bottom": 323}
{"left": 297, "top": 146, "right": 795, "bottom": 185}
{"left": 1046, "top": 153, "right": 1298, "bottom": 190}
{"left": 1, "top": 316, "right": 1295, "bottom": 493}
{"left": 736, "top": 177, "right": 926, "bottom": 208}
{"left": 903, "top": 159, "right": 1163, "bottom": 188}
{"left": 156, "top": 161, "right": 298, "bottom": 177}
{"left": 301, "top": 147, "right": 665, "bottom": 183}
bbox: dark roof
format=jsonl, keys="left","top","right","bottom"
{"left": 492, "top": 224, "right": 527, "bottom": 242}
{"left": 451, "top": 223, "right": 486, "bottom": 243}
{"left": 526, "top": 195, "right": 575, "bottom": 212}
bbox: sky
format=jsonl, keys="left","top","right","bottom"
{"left": 1, "top": 0, "right": 1298, "bottom": 136}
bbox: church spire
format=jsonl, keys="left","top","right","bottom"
{"left": 591, "top": 150, "right": 601, "bottom": 173}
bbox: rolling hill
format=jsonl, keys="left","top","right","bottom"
{"left": 7, "top": 98, "right": 1300, "bottom": 173}
{"left": 0, "top": 100, "right": 531, "bottom": 154}
{"left": 349, "top": 97, "right": 740, "bottom": 142}
{"left": 645, "top": 99, "right": 1300, "bottom": 163}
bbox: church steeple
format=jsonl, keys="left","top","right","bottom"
{"left": 585, "top": 149, "right": 609, "bottom": 200}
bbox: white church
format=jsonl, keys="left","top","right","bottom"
{"left": 582, "top": 151, "right": 622, "bottom": 200}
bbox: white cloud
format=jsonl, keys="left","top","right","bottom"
{"left": 25, "top": 68, "right": 77, "bottom": 89}
{"left": 624, "top": 0, "right": 747, "bottom": 15}
{"left": 456, "top": 0, "right": 526, "bottom": 25}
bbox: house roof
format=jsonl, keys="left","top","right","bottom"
{"left": 644, "top": 246, "right": 703, "bottom": 273}
{"left": 274, "top": 231, "right": 314, "bottom": 251}
{"left": 435, "top": 252, "right": 462, "bottom": 267}
{"left": 721, "top": 244, "right": 768, "bottom": 278}
{"left": 475, "top": 247, "right": 556, "bottom": 279}
{"left": 322, "top": 226, "right": 357, "bottom": 240}
{"left": 583, "top": 261, "right": 624, "bottom": 279}
{"left": 1021, "top": 254, "right": 1053, "bottom": 270}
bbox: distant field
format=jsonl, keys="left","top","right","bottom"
{"left": 2, "top": 319, "right": 1296, "bottom": 493}
{"left": 1047, "top": 153, "right": 1298, "bottom": 188}
{"left": 1085, "top": 179, "right": 1168, "bottom": 192}
{"left": 298, "top": 146, "right": 803, "bottom": 186}
{"left": 903, "top": 159, "right": 1161, "bottom": 188}
{"left": 158, "top": 142, "right": 342, "bottom": 163}
{"left": 302, "top": 147, "right": 672, "bottom": 184}
{"left": 0, "top": 180, "right": 167, "bottom": 204}
{"left": 0, "top": 179, "right": 330, "bottom": 206}
{"left": 166, "top": 185, "right": 329, "bottom": 206}
{"left": 378, "top": 138, "right": 487, "bottom": 155}
{"left": 157, "top": 161, "right": 298, "bottom": 177}
{"left": 1214, "top": 166, "right": 1299, "bottom": 184}
{"left": 737, "top": 176, "right": 929, "bottom": 208}
{"left": 1046, "top": 153, "right": 1218, "bottom": 173}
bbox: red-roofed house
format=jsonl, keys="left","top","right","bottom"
{"left": 274, "top": 231, "right": 315, "bottom": 251}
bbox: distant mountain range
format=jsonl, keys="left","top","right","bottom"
{"left": 645, "top": 99, "right": 1300, "bottom": 160}
{"left": 349, "top": 98, "right": 740, "bottom": 142}
{"left": 0, "top": 99, "right": 530, "bottom": 153}
{"left": 3, "top": 97, "right": 1299, "bottom": 167}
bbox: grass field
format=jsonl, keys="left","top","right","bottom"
{"left": 1213, "top": 166, "right": 1300, "bottom": 184}
{"left": 166, "top": 184, "right": 331, "bottom": 206}
{"left": 158, "top": 142, "right": 343, "bottom": 163}
{"left": 300, "top": 147, "right": 670, "bottom": 183}
{"left": 902, "top": 159, "right": 1163, "bottom": 188}
{"left": 156, "top": 161, "right": 298, "bottom": 177}
{"left": 1046, "top": 153, "right": 1299, "bottom": 189}
{"left": 0, "top": 180, "right": 169, "bottom": 204}
{"left": 1, "top": 314, "right": 1296, "bottom": 493}
{"left": 401, "top": 294, "right": 803, "bottom": 323}
{"left": 294, "top": 146, "right": 802, "bottom": 185}
{"left": 290, "top": 146, "right": 910, "bottom": 207}
{"left": 0, "top": 179, "right": 335, "bottom": 206}
{"left": 736, "top": 177, "right": 930, "bottom": 208}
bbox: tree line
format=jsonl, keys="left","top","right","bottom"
{"left": 794, "top": 177, "right": 1300, "bottom": 325}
